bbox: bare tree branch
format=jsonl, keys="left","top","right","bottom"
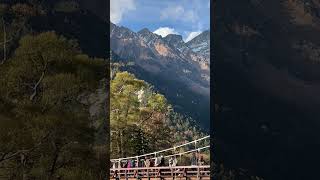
{"left": 138, "top": 110, "right": 155, "bottom": 126}
{"left": 30, "top": 61, "right": 47, "bottom": 101}
{"left": 0, "top": 38, "right": 12, "bottom": 45}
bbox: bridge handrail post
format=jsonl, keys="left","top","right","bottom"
{"left": 136, "top": 156, "right": 139, "bottom": 179}
{"left": 197, "top": 166, "right": 200, "bottom": 180}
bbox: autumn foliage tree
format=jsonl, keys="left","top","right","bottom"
{"left": 0, "top": 32, "right": 106, "bottom": 180}
{"left": 110, "top": 71, "right": 174, "bottom": 158}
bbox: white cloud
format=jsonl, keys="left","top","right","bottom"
{"left": 185, "top": 31, "right": 202, "bottom": 42}
{"left": 160, "top": 6, "right": 184, "bottom": 20}
{"left": 153, "top": 27, "right": 179, "bottom": 37}
{"left": 110, "top": 0, "right": 136, "bottom": 24}
{"left": 160, "top": 5, "right": 198, "bottom": 23}
{"left": 185, "top": 11, "right": 197, "bottom": 22}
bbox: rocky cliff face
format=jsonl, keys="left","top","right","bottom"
{"left": 214, "top": 0, "right": 320, "bottom": 179}
{"left": 110, "top": 23, "right": 210, "bottom": 95}
{"left": 186, "top": 30, "right": 210, "bottom": 60}
{"left": 110, "top": 22, "right": 210, "bottom": 128}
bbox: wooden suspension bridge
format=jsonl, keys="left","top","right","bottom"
{"left": 110, "top": 136, "right": 211, "bottom": 180}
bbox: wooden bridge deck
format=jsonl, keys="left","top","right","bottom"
{"left": 122, "top": 177, "right": 210, "bottom": 180}
{"left": 110, "top": 165, "right": 210, "bottom": 180}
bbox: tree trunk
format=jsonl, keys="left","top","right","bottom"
{"left": 1, "top": 17, "right": 6, "bottom": 65}
{"left": 48, "top": 144, "right": 60, "bottom": 180}
{"left": 141, "top": 129, "right": 145, "bottom": 154}
{"left": 120, "top": 130, "right": 123, "bottom": 157}
{"left": 20, "top": 154, "right": 27, "bottom": 180}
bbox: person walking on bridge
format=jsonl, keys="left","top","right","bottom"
{"left": 144, "top": 156, "right": 151, "bottom": 178}
{"left": 127, "top": 160, "right": 131, "bottom": 169}
{"left": 169, "top": 157, "right": 173, "bottom": 167}
{"left": 198, "top": 155, "right": 205, "bottom": 176}
{"left": 159, "top": 155, "right": 165, "bottom": 167}
{"left": 131, "top": 159, "right": 136, "bottom": 168}
{"left": 144, "top": 156, "right": 151, "bottom": 168}
{"left": 198, "top": 155, "right": 204, "bottom": 166}
{"left": 113, "top": 170, "right": 120, "bottom": 180}
{"left": 156, "top": 155, "right": 165, "bottom": 179}
{"left": 154, "top": 156, "right": 160, "bottom": 167}
{"left": 191, "top": 152, "right": 197, "bottom": 166}
{"left": 169, "top": 156, "right": 178, "bottom": 177}
{"left": 172, "top": 156, "right": 178, "bottom": 167}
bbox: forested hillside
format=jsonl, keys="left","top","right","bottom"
{"left": 110, "top": 62, "right": 207, "bottom": 159}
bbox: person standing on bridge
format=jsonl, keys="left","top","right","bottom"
{"left": 154, "top": 156, "right": 160, "bottom": 167}
{"left": 169, "top": 156, "right": 177, "bottom": 167}
{"left": 121, "top": 160, "right": 127, "bottom": 168}
{"left": 198, "top": 155, "right": 205, "bottom": 166}
{"left": 113, "top": 170, "right": 120, "bottom": 180}
{"left": 144, "top": 156, "right": 150, "bottom": 168}
{"left": 144, "top": 156, "right": 151, "bottom": 177}
{"left": 150, "top": 157, "right": 154, "bottom": 167}
{"left": 131, "top": 159, "right": 136, "bottom": 168}
{"left": 127, "top": 160, "right": 131, "bottom": 169}
{"left": 159, "top": 155, "right": 165, "bottom": 167}
{"left": 191, "top": 152, "right": 197, "bottom": 166}
{"left": 169, "top": 157, "right": 173, "bottom": 167}
{"left": 169, "top": 156, "right": 178, "bottom": 177}
{"left": 172, "top": 156, "right": 178, "bottom": 167}
{"left": 198, "top": 155, "right": 206, "bottom": 176}
{"left": 155, "top": 155, "right": 165, "bottom": 178}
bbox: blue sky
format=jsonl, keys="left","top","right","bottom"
{"left": 110, "top": 0, "right": 210, "bottom": 42}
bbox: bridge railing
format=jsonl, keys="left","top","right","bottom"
{"left": 110, "top": 165, "right": 210, "bottom": 179}
{"left": 110, "top": 135, "right": 210, "bottom": 162}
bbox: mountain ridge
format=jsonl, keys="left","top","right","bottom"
{"left": 110, "top": 22, "right": 210, "bottom": 129}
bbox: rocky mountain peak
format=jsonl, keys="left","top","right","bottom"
{"left": 164, "top": 34, "right": 184, "bottom": 43}
{"left": 137, "top": 28, "right": 162, "bottom": 44}
{"left": 186, "top": 30, "right": 210, "bottom": 59}
{"left": 187, "top": 30, "right": 210, "bottom": 45}
{"left": 137, "top": 28, "right": 152, "bottom": 35}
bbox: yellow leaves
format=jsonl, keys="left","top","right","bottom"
{"left": 15, "top": 32, "right": 76, "bottom": 65}
{"left": 110, "top": 71, "right": 170, "bottom": 134}
{"left": 110, "top": 71, "right": 176, "bottom": 157}
{"left": 111, "top": 72, "right": 146, "bottom": 91}
{"left": 147, "top": 93, "right": 168, "bottom": 112}
{"left": 111, "top": 72, "right": 169, "bottom": 126}
{"left": 111, "top": 72, "right": 148, "bottom": 129}
{"left": 2, "top": 32, "right": 105, "bottom": 105}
